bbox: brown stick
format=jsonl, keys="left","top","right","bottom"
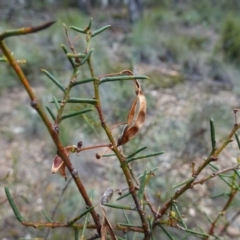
{"left": 0, "top": 40, "right": 101, "bottom": 235}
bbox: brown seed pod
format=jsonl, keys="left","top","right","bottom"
{"left": 117, "top": 80, "right": 147, "bottom": 146}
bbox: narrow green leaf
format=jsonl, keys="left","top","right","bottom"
{"left": 211, "top": 165, "right": 240, "bottom": 190}
{"left": 81, "top": 190, "right": 93, "bottom": 239}
{"left": 234, "top": 169, "right": 240, "bottom": 179}
{"left": 172, "top": 177, "right": 195, "bottom": 189}
{"left": 68, "top": 97, "right": 97, "bottom": 104}
{"left": 180, "top": 233, "right": 191, "bottom": 240}
{"left": 219, "top": 174, "right": 233, "bottom": 178}
{"left": 127, "top": 151, "right": 164, "bottom": 163}
{"left": 103, "top": 203, "right": 136, "bottom": 211}
{"left": 74, "top": 229, "right": 80, "bottom": 240}
{"left": 41, "top": 69, "right": 65, "bottom": 92}
{"left": 148, "top": 217, "right": 154, "bottom": 240}
{"left": 0, "top": 57, "right": 7, "bottom": 62}
{"left": 172, "top": 203, "right": 187, "bottom": 229}
{"left": 218, "top": 174, "right": 235, "bottom": 188}
{"left": 45, "top": 106, "right": 56, "bottom": 121}
{"left": 67, "top": 205, "right": 95, "bottom": 226}
{"left": 91, "top": 25, "right": 111, "bottom": 37}
{"left": 102, "top": 154, "right": 116, "bottom": 157}
{"left": 70, "top": 26, "right": 86, "bottom": 34}
{"left": 180, "top": 228, "right": 210, "bottom": 237}
{"left": 118, "top": 223, "right": 140, "bottom": 227}
{"left": 89, "top": 189, "right": 94, "bottom": 201}
{"left": 61, "top": 44, "right": 75, "bottom": 69}
{"left": 127, "top": 147, "right": 148, "bottom": 159}
{"left": 4, "top": 187, "right": 24, "bottom": 223}
{"left": 235, "top": 133, "right": 240, "bottom": 150}
{"left": 86, "top": 18, "right": 92, "bottom": 31}
{"left": 138, "top": 167, "right": 158, "bottom": 180}
{"left": 42, "top": 210, "right": 52, "bottom": 222}
{"left": 71, "top": 78, "right": 97, "bottom": 87}
{"left": 80, "top": 49, "right": 93, "bottom": 66}
{"left": 210, "top": 118, "right": 216, "bottom": 150}
{"left": 83, "top": 114, "right": 99, "bottom": 137}
{"left": 51, "top": 98, "right": 97, "bottom": 105}
{"left": 116, "top": 192, "right": 131, "bottom": 201}
{"left": 61, "top": 108, "right": 93, "bottom": 120}
{"left": 52, "top": 96, "right": 60, "bottom": 110}
{"left": 100, "top": 75, "right": 149, "bottom": 84}
{"left": 210, "top": 192, "right": 230, "bottom": 199}
{"left": 138, "top": 170, "right": 147, "bottom": 205}
{"left": 208, "top": 163, "right": 219, "bottom": 171}
{"left": 203, "top": 212, "right": 212, "bottom": 224}
{"left": 158, "top": 224, "right": 176, "bottom": 240}
{"left": 122, "top": 210, "right": 131, "bottom": 224}
{"left": 66, "top": 52, "right": 86, "bottom": 58}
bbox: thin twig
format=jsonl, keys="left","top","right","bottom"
{"left": 45, "top": 178, "right": 72, "bottom": 239}
{"left": 219, "top": 208, "right": 240, "bottom": 236}
{"left": 17, "top": 221, "right": 144, "bottom": 232}
{"left": 204, "top": 189, "right": 238, "bottom": 239}
{"left": 193, "top": 164, "right": 240, "bottom": 186}
{"left": 153, "top": 123, "right": 240, "bottom": 230}
{"left": 204, "top": 169, "right": 239, "bottom": 240}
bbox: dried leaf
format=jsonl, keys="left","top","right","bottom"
{"left": 51, "top": 155, "right": 65, "bottom": 174}
{"left": 117, "top": 80, "right": 147, "bottom": 146}
{"left": 117, "top": 126, "right": 139, "bottom": 146}
{"left": 51, "top": 147, "right": 74, "bottom": 179}
{"left": 127, "top": 97, "right": 138, "bottom": 125}
{"left": 101, "top": 188, "right": 114, "bottom": 205}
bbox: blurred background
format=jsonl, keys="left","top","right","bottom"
{"left": 1, "top": 0, "right": 240, "bottom": 239}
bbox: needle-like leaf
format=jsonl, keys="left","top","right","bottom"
{"left": 61, "top": 108, "right": 93, "bottom": 120}
{"left": 71, "top": 78, "right": 97, "bottom": 87}
{"left": 61, "top": 44, "right": 76, "bottom": 69}
{"left": 127, "top": 151, "right": 164, "bottom": 163}
{"left": 70, "top": 26, "right": 86, "bottom": 34}
{"left": 91, "top": 25, "right": 111, "bottom": 37}
{"left": 210, "top": 118, "right": 216, "bottom": 150}
{"left": 41, "top": 69, "right": 65, "bottom": 92}
{"left": 45, "top": 105, "right": 56, "bottom": 120}
{"left": 4, "top": 187, "right": 24, "bottom": 223}
{"left": 51, "top": 98, "right": 97, "bottom": 105}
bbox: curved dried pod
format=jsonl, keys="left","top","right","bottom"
{"left": 51, "top": 145, "right": 77, "bottom": 179}
{"left": 117, "top": 79, "right": 147, "bottom": 146}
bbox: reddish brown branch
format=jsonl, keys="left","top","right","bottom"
{"left": 219, "top": 208, "right": 240, "bottom": 236}
{"left": 0, "top": 41, "right": 101, "bottom": 235}
{"left": 193, "top": 165, "right": 240, "bottom": 186}
{"left": 0, "top": 21, "right": 55, "bottom": 40}
{"left": 204, "top": 188, "right": 238, "bottom": 239}
{"left": 19, "top": 221, "right": 144, "bottom": 233}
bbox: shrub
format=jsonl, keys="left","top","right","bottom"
{"left": 1, "top": 18, "right": 240, "bottom": 240}
{"left": 219, "top": 15, "right": 240, "bottom": 64}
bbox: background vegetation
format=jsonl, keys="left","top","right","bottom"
{"left": 1, "top": 0, "right": 240, "bottom": 239}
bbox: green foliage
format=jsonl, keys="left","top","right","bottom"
{"left": 219, "top": 15, "right": 240, "bottom": 64}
